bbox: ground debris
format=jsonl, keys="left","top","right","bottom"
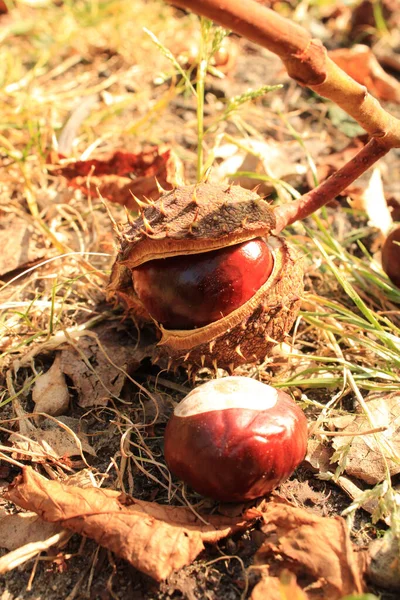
{"left": 332, "top": 392, "right": 400, "bottom": 485}
{"left": 329, "top": 45, "right": 400, "bottom": 104}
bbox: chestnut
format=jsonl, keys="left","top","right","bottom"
{"left": 164, "top": 376, "right": 308, "bottom": 502}
{"left": 132, "top": 238, "right": 274, "bottom": 330}
{"left": 382, "top": 226, "right": 400, "bottom": 288}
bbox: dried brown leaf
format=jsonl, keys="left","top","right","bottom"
{"left": 329, "top": 45, "right": 400, "bottom": 104}
{"left": 304, "top": 438, "right": 333, "bottom": 474}
{"left": 9, "top": 416, "right": 96, "bottom": 461}
{"left": 50, "top": 146, "right": 184, "bottom": 207}
{"left": 251, "top": 571, "right": 308, "bottom": 600}
{"left": 32, "top": 355, "right": 70, "bottom": 419}
{"left": 59, "top": 323, "right": 154, "bottom": 407}
{"left": 332, "top": 392, "right": 400, "bottom": 484}
{"left": 0, "top": 215, "right": 46, "bottom": 277}
{"left": 254, "top": 501, "right": 365, "bottom": 600}
{"left": 5, "top": 467, "right": 255, "bottom": 581}
{"left": 0, "top": 512, "right": 63, "bottom": 552}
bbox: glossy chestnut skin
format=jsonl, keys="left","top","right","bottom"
{"left": 382, "top": 226, "right": 400, "bottom": 288}
{"left": 164, "top": 377, "right": 308, "bottom": 502}
{"left": 132, "top": 238, "right": 273, "bottom": 330}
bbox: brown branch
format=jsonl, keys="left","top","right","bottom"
{"left": 168, "top": 0, "right": 400, "bottom": 145}
{"left": 168, "top": 0, "right": 400, "bottom": 228}
{"left": 273, "top": 138, "right": 389, "bottom": 231}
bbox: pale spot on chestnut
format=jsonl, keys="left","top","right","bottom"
{"left": 164, "top": 376, "right": 308, "bottom": 502}
{"left": 174, "top": 376, "right": 278, "bottom": 417}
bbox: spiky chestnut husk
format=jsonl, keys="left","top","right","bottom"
{"left": 107, "top": 183, "right": 304, "bottom": 372}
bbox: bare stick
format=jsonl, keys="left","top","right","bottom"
{"left": 168, "top": 0, "right": 400, "bottom": 226}
{"left": 274, "top": 138, "right": 389, "bottom": 231}
{"left": 169, "top": 0, "right": 400, "bottom": 146}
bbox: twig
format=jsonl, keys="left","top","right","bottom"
{"left": 168, "top": 0, "right": 400, "bottom": 145}
{"left": 168, "top": 0, "right": 400, "bottom": 227}
{"left": 274, "top": 138, "right": 389, "bottom": 231}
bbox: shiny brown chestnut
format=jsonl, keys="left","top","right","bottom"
{"left": 132, "top": 238, "right": 274, "bottom": 330}
{"left": 164, "top": 376, "right": 308, "bottom": 502}
{"left": 382, "top": 226, "right": 400, "bottom": 288}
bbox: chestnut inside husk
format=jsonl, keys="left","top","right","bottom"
{"left": 107, "top": 183, "right": 304, "bottom": 372}
{"left": 132, "top": 237, "right": 274, "bottom": 330}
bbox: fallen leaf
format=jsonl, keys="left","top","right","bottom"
{"left": 252, "top": 571, "right": 308, "bottom": 600}
{"left": 0, "top": 215, "right": 46, "bottom": 277}
{"left": 0, "top": 512, "right": 63, "bottom": 552}
{"left": 304, "top": 438, "right": 333, "bottom": 474}
{"left": 50, "top": 145, "right": 185, "bottom": 208}
{"left": 9, "top": 416, "right": 96, "bottom": 461}
{"left": 329, "top": 45, "right": 400, "bottom": 104}
{"left": 32, "top": 354, "right": 70, "bottom": 420}
{"left": 5, "top": 467, "right": 256, "bottom": 581}
{"left": 347, "top": 167, "right": 392, "bottom": 236}
{"left": 60, "top": 322, "right": 154, "bottom": 407}
{"left": 0, "top": 1, "right": 8, "bottom": 15}
{"left": 253, "top": 500, "right": 365, "bottom": 600}
{"left": 332, "top": 392, "right": 400, "bottom": 485}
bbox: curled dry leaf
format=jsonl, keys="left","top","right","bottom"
{"left": 329, "top": 45, "right": 400, "bottom": 104}
{"left": 32, "top": 354, "right": 70, "bottom": 419}
{"left": 332, "top": 392, "right": 400, "bottom": 485}
{"left": 50, "top": 145, "right": 185, "bottom": 208}
{"left": 5, "top": 467, "right": 256, "bottom": 581}
{"left": 253, "top": 500, "right": 365, "bottom": 600}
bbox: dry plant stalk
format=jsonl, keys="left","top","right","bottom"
{"left": 167, "top": 0, "right": 400, "bottom": 231}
